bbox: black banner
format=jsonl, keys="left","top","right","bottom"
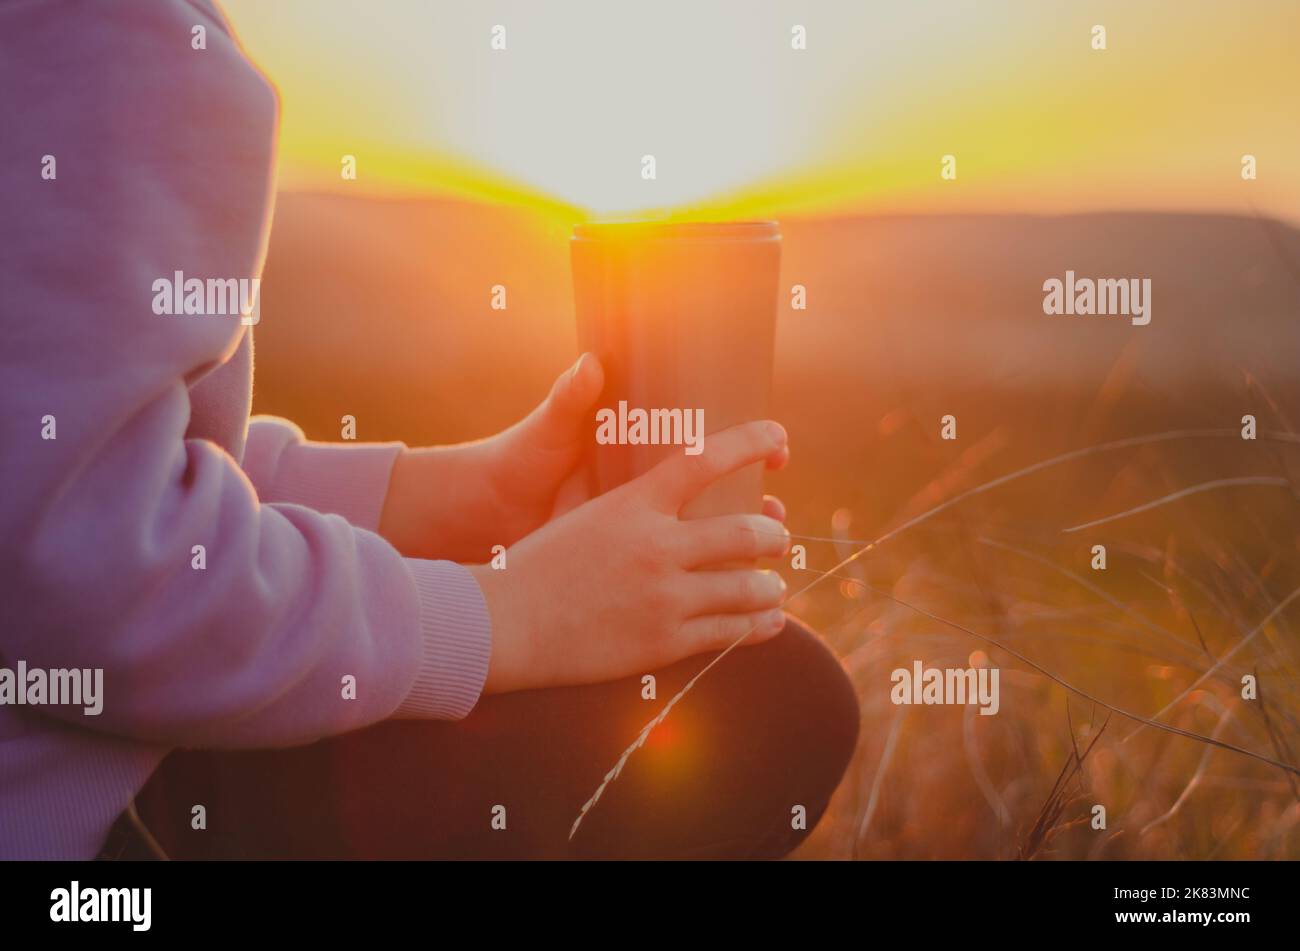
{"left": 0, "top": 859, "right": 1281, "bottom": 939}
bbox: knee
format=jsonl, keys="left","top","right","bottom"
{"left": 698, "top": 614, "right": 859, "bottom": 857}
{"left": 758, "top": 617, "right": 860, "bottom": 819}
{"left": 569, "top": 615, "right": 860, "bottom": 860}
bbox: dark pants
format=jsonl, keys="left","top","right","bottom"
{"left": 128, "top": 618, "right": 859, "bottom": 860}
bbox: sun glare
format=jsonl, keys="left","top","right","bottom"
{"left": 222, "top": 0, "right": 1300, "bottom": 223}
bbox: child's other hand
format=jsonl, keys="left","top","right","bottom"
{"left": 471, "top": 420, "right": 793, "bottom": 694}
{"left": 380, "top": 353, "right": 604, "bottom": 561}
{"left": 484, "top": 350, "right": 606, "bottom": 525}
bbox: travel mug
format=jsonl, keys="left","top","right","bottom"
{"left": 571, "top": 220, "right": 781, "bottom": 519}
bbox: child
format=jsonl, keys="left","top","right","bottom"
{"left": 0, "top": 0, "right": 857, "bottom": 860}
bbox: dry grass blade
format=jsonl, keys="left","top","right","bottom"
{"left": 1125, "top": 583, "right": 1300, "bottom": 743}
{"left": 852, "top": 703, "right": 906, "bottom": 858}
{"left": 1062, "top": 476, "right": 1293, "bottom": 534}
{"left": 979, "top": 535, "right": 1204, "bottom": 661}
{"left": 568, "top": 631, "right": 753, "bottom": 840}
{"left": 818, "top": 568, "right": 1300, "bottom": 778}
{"left": 1020, "top": 707, "right": 1110, "bottom": 860}
{"left": 1140, "top": 699, "right": 1237, "bottom": 838}
{"left": 964, "top": 698, "right": 1012, "bottom": 830}
{"left": 1255, "top": 666, "right": 1300, "bottom": 803}
{"left": 568, "top": 429, "right": 1300, "bottom": 840}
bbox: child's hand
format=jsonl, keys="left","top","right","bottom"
{"left": 470, "top": 420, "right": 793, "bottom": 694}
{"left": 381, "top": 352, "right": 789, "bottom": 560}
{"left": 480, "top": 350, "right": 606, "bottom": 525}
{"left": 379, "top": 353, "right": 606, "bottom": 561}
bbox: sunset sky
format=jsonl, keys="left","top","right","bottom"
{"left": 221, "top": 0, "right": 1300, "bottom": 223}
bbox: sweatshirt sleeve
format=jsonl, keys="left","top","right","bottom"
{"left": 242, "top": 416, "right": 404, "bottom": 533}
{"left": 0, "top": 0, "right": 491, "bottom": 747}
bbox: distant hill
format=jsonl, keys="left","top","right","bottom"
{"left": 253, "top": 193, "right": 1300, "bottom": 451}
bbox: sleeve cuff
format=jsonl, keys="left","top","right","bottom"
{"left": 394, "top": 559, "right": 493, "bottom": 720}
{"left": 264, "top": 438, "right": 404, "bottom": 532}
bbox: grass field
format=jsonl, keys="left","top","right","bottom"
{"left": 252, "top": 193, "right": 1300, "bottom": 858}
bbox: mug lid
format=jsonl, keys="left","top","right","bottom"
{"left": 573, "top": 220, "right": 779, "bottom": 241}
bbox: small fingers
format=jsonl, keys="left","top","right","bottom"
{"left": 761, "top": 494, "right": 786, "bottom": 522}
{"left": 680, "top": 568, "right": 787, "bottom": 616}
{"left": 764, "top": 443, "right": 790, "bottom": 471}
{"left": 678, "top": 609, "right": 787, "bottom": 652}
{"left": 646, "top": 420, "right": 787, "bottom": 512}
{"left": 673, "top": 514, "right": 790, "bottom": 567}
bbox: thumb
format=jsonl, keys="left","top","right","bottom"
{"left": 530, "top": 352, "right": 605, "bottom": 450}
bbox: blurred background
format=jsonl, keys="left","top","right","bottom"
{"left": 222, "top": 0, "right": 1300, "bottom": 858}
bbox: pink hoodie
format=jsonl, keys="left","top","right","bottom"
{"left": 0, "top": 0, "right": 492, "bottom": 858}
